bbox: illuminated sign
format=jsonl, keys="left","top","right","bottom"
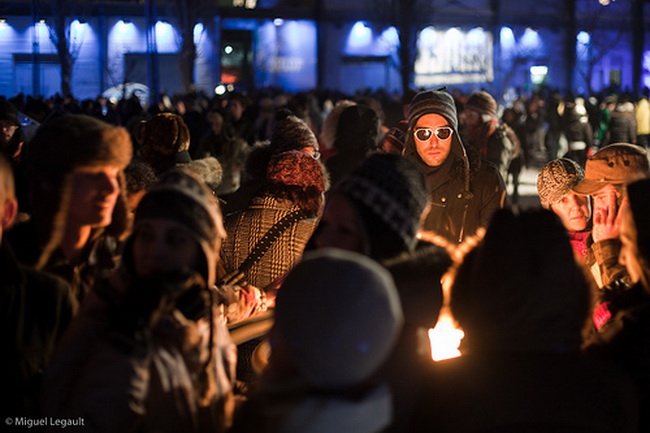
{"left": 414, "top": 27, "right": 494, "bottom": 87}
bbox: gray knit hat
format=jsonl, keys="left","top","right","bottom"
{"left": 407, "top": 89, "right": 458, "bottom": 131}
{"left": 274, "top": 248, "right": 403, "bottom": 389}
{"left": 537, "top": 158, "right": 584, "bottom": 209}
{"left": 465, "top": 91, "right": 498, "bottom": 119}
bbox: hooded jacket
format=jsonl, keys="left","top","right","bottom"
{"left": 404, "top": 90, "right": 505, "bottom": 244}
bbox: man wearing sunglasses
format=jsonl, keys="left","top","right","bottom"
{"left": 404, "top": 89, "right": 506, "bottom": 244}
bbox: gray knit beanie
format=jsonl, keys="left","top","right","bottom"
{"left": 407, "top": 89, "right": 458, "bottom": 131}
{"left": 465, "top": 91, "right": 498, "bottom": 119}
{"left": 274, "top": 248, "right": 403, "bottom": 389}
{"left": 537, "top": 158, "right": 584, "bottom": 209}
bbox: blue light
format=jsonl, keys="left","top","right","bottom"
{"left": 500, "top": 27, "right": 515, "bottom": 50}
{"left": 155, "top": 20, "right": 177, "bottom": 53}
{"left": 520, "top": 28, "right": 541, "bottom": 50}
{"left": 193, "top": 23, "right": 204, "bottom": 45}
{"left": 380, "top": 26, "right": 399, "bottom": 48}
{"left": 347, "top": 21, "right": 372, "bottom": 50}
{"left": 419, "top": 26, "right": 437, "bottom": 48}
{"left": 273, "top": 18, "right": 284, "bottom": 26}
{"left": 467, "top": 27, "right": 486, "bottom": 45}
{"left": 70, "top": 19, "right": 89, "bottom": 42}
{"left": 577, "top": 31, "right": 590, "bottom": 45}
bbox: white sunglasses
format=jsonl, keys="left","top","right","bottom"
{"left": 413, "top": 126, "right": 454, "bottom": 142}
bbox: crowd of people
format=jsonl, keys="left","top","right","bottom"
{"left": 1, "top": 83, "right": 650, "bottom": 432}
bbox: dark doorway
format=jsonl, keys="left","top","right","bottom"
{"left": 221, "top": 29, "right": 253, "bottom": 90}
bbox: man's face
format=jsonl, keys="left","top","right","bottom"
{"left": 0, "top": 120, "right": 18, "bottom": 145}
{"left": 413, "top": 113, "right": 454, "bottom": 167}
{"left": 591, "top": 184, "right": 622, "bottom": 217}
{"left": 551, "top": 192, "right": 591, "bottom": 232}
{"left": 132, "top": 218, "right": 202, "bottom": 278}
{"left": 67, "top": 165, "right": 121, "bottom": 228}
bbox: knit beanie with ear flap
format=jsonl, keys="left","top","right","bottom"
{"left": 404, "top": 89, "right": 470, "bottom": 192}
{"left": 128, "top": 168, "right": 226, "bottom": 287}
{"left": 26, "top": 114, "right": 132, "bottom": 268}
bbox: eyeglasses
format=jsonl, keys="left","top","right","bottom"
{"left": 413, "top": 126, "right": 454, "bottom": 142}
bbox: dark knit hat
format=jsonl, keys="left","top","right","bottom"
{"left": 572, "top": 143, "right": 650, "bottom": 195}
{"left": 383, "top": 120, "right": 408, "bottom": 154}
{"left": 407, "top": 90, "right": 458, "bottom": 132}
{"left": 334, "top": 104, "right": 380, "bottom": 154}
{"left": 266, "top": 150, "right": 328, "bottom": 193}
{"left": 133, "top": 168, "right": 226, "bottom": 286}
{"left": 537, "top": 158, "right": 584, "bottom": 209}
{"left": 270, "top": 113, "right": 319, "bottom": 154}
{"left": 627, "top": 178, "right": 650, "bottom": 263}
{"left": 465, "top": 91, "right": 498, "bottom": 119}
{"left": 335, "top": 153, "right": 428, "bottom": 253}
{"left": 274, "top": 248, "right": 403, "bottom": 389}
{"left": 0, "top": 100, "right": 20, "bottom": 126}
{"left": 139, "top": 113, "right": 191, "bottom": 173}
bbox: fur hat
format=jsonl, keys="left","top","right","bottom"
{"left": 132, "top": 168, "right": 226, "bottom": 287}
{"left": 626, "top": 178, "right": 650, "bottom": 264}
{"left": 335, "top": 153, "right": 428, "bottom": 255}
{"left": 274, "top": 248, "right": 403, "bottom": 389}
{"left": 266, "top": 150, "right": 328, "bottom": 193}
{"left": 26, "top": 114, "right": 132, "bottom": 268}
{"left": 537, "top": 158, "right": 584, "bottom": 209}
{"left": 572, "top": 143, "right": 650, "bottom": 195}
{"left": 270, "top": 112, "right": 319, "bottom": 154}
{"left": 465, "top": 91, "right": 498, "bottom": 119}
{"left": 139, "top": 113, "right": 191, "bottom": 173}
{"left": 184, "top": 157, "right": 223, "bottom": 193}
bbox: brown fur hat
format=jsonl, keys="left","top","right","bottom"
{"left": 26, "top": 114, "right": 133, "bottom": 268}
{"left": 138, "top": 113, "right": 191, "bottom": 174}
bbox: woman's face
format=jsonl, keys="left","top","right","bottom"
{"left": 312, "top": 193, "right": 365, "bottom": 254}
{"left": 551, "top": 192, "right": 591, "bottom": 232}
{"left": 132, "top": 218, "right": 202, "bottom": 278}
